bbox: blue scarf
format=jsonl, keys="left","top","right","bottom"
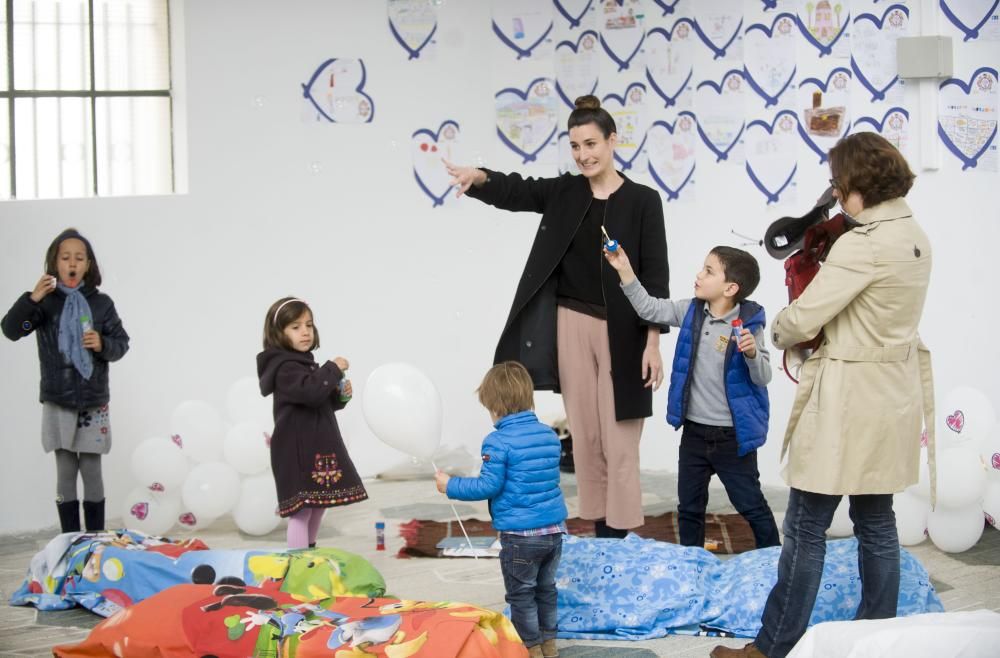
{"left": 57, "top": 282, "right": 94, "bottom": 380}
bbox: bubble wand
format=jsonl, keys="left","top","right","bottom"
{"left": 600, "top": 225, "right": 618, "bottom": 252}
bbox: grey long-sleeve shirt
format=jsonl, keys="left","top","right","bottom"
{"left": 622, "top": 278, "right": 771, "bottom": 427}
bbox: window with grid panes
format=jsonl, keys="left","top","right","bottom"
{"left": 1, "top": 0, "right": 173, "bottom": 200}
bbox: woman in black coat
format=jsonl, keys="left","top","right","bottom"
{"left": 445, "top": 96, "right": 670, "bottom": 536}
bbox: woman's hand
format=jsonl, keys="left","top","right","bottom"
{"left": 603, "top": 245, "right": 637, "bottom": 285}
{"left": 443, "top": 159, "right": 487, "bottom": 197}
{"left": 82, "top": 330, "right": 103, "bottom": 353}
{"left": 333, "top": 356, "right": 350, "bottom": 371}
{"left": 30, "top": 275, "right": 57, "bottom": 303}
{"left": 641, "top": 342, "right": 664, "bottom": 390}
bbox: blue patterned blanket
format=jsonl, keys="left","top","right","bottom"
{"left": 555, "top": 535, "right": 942, "bottom": 640}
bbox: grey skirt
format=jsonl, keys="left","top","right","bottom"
{"left": 41, "top": 402, "right": 112, "bottom": 454}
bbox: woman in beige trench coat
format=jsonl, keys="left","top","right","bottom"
{"left": 712, "top": 133, "right": 934, "bottom": 658}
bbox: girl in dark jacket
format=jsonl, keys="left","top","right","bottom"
{"left": 257, "top": 297, "right": 367, "bottom": 549}
{"left": 2, "top": 229, "right": 130, "bottom": 533}
{"left": 444, "top": 96, "right": 670, "bottom": 537}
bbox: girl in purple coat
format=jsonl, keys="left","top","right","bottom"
{"left": 257, "top": 297, "right": 367, "bottom": 549}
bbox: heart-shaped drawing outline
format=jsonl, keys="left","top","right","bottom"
{"left": 744, "top": 12, "right": 798, "bottom": 108}
{"left": 992, "top": 452, "right": 1000, "bottom": 470}
{"left": 798, "top": 67, "right": 852, "bottom": 163}
{"left": 946, "top": 409, "right": 965, "bottom": 433}
{"left": 652, "top": 0, "right": 681, "bottom": 15}
{"left": 852, "top": 106, "right": 909, "bottom": 140}
{"left": 646, "top": 112, "right": 697, "bottom": 200}
{"left": 645, "top": 22, "right": 696, "bottom": 108}
{"left": 797, "top": 6, "right": 850, "bottom": 57}
{"left": 179, "top": 512, "right": 198, "bottom": 527}
{"left": 555, "top": 30, "right": 601, "bottom": 110}
{"left": 941, "top": 0, "right": 1000, "bottom": 42}
{"left": 554, "top": 0, "right": 594, "bottom": 29}
{"left": 600, "top": 0, "right": 646, "bottom": 71}
{"left": 760, "top": 0, "right": 779, "bottom": 9}
{"left": 694, "top": 69, "right": 746, "bottom": 162}
{"left": 692, "top": 10, "right": 743, "bottom": 60}
{"left": 412, "top": 120, "right": 460, "bottom": 208}
{"left": 603, "top": 82, "right": 649, "bottom": 171}
{"left": 850, "top": 5, "right": 909, "bottom": 102}
{"left": 937, "top": 66, "right": 999, "bottom": 170}
{"left": 492, "top": 8, "right": 554, "bottom": 59}
{"left": 301, "top": 58, "right": 375, "bottom": 124}
{"left": 148, "top": 482, "right": 165, "bottom": 493}
{"left": 495, "top": 78, "right": 559, "bottom": 164}
{"left": 745, "top": 109, "right": 799, "bottom": 204}
{"left": 131, "top": 502, "right": 149, "bottom": 521}
{"left": 387, "top": 6, "right": 437, "bottom": 60}
{"left": 170, "top": 434, "right": 183, "bottom": 448}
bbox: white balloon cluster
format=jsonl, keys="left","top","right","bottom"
{"left": 824, "top": 386, "right": 998, "bottom": 553}
{"left": 122, "top": 377, "right": 280, "bottom": 537}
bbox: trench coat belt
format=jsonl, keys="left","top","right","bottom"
{"left": 812, "top": 343, "right": 912, "bottom": 362}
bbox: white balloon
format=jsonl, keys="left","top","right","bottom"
{"left": 935, "top": 447, "right": 987, "bottom": 508}
{"left": 181, "top": 461, "right": 241, "bottom": 518}
{"left": 121, "top": 487, "right": 180, "bottom": 536}
{"left": 226, "top": 376, "right": 273, "bottom": 426}
{"left": 938, "top": 386, "right": 997, "bottom": 447}
{"left": 130, "top": 437, "right": 191, "bottom": 494}
{"left": 174, "top": 507, "right": 217, "bottom": 532}
{"left": 982, "top": 481, "right": 1000, "bottom": 529}
{"left": 170, "top": 400, "right": 225, "bottom": 463}
{"left": 893, "top": 492, "right": 928, "bottom": 546}
{"left": 826, "top": 498, "right": 854, "bottom": 537}
{"left": 978, "top": 423, "right": 1000, "bottom": 481}
{"left": 232, "top": 474, "right": 281, "bottom": 536}
{"left": 927, "top": 503, "right": 985, "bottom": 553}
{"left": 362, "top": 363, "right": 442, "bottom": 460}
{"left": 224, "top": 422, "right": 272, "bottom": 475}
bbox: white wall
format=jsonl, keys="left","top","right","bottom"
{"left": 1, "top": 0, "right": 998, "bottom": 533}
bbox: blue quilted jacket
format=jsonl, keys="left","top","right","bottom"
{"left": 446, "top": 410, "right": 567, "bottom": 531}
{"left": 666, "top": 300, "right": 770, "bottom": 456}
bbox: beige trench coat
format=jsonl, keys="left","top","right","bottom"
{"left": 772, "top": 198, "right": 936, "bottom": 498}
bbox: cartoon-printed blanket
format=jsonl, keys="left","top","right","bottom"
{"left": 10, "top": 530, "right": 386, "bottom": 617}
{"left": 555, "top": 534, "right": 944, "bottom": 640}
{"left": 53, "top": 583, "right": 527, "bottom": 658}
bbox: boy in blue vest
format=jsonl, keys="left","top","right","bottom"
{"left": 435, "top": 361, "right": 568, "bottom": 658}
{"left": 604, "top": 245, "right": 780, "bottom": 549}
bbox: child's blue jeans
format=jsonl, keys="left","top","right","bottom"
{"left": 499, "top": 532, "right": 563, "bottom": 648}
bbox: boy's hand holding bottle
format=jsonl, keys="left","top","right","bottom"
{"left": 735, "top": 328, "right": 758, "bottom": 359}
{"left": 434, "top": 470, "right": 450, "bottom": 494}
{"left": 603, "top": 245, "right": 637, "bottom": 285}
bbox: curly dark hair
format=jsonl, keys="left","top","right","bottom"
{"left": 828, "top": 133, "right": 915, "bottom": 208}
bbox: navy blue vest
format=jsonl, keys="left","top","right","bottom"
{"left": 666, "top": 300, "right": 770, "bottom": 456}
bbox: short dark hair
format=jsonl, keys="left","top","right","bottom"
{"left": 567, "top": 95, "right": 616, "bottom": 138}
{"left": 263, "top": 297, "right": 320, "bottom": 351}
{"left": 829, "top": 132, "right": 915, "bottom": 207}
{"left": 477, "top": 361, "right": 535, "bottom": 418}
{"left": 711, "top": 246, "right": 760, "bottom": 301}
{"left": 45, "top": 228, "right": 102, "bottom": 288}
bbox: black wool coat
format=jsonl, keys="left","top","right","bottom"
{"left": 2, "top": 289, "right": 130, "bottom": 409}
{"left": 467, "top": 170, "right": 670, "bottom": 421}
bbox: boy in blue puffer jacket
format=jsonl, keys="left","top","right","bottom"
{"left": 435, "top": 361, "right": 567, "bottom": 658}
{"left": 604, "top": 245, "right": 779, "bottom": 550}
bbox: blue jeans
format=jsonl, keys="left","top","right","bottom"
{"left": 678, "top": 421, "right": 780, "bottom": 548}
{"left": 500, "top": 532, "right": 563, "bottom": 648}
{"left": 756, "top": 488, "right": 900, "bottom": 658}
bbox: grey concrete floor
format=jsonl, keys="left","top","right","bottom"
{"left": 1, "top": 471, "right": 998, "bottom": 657}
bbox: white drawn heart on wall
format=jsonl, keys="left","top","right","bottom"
{"left": 940, "top": 0, "right": 1000, "bottom": 42}
{"left": 692, "top": 0, "right": 744, "bottom": 59}
{"left": 938, "top": 67, "right": 998, "bottom": 170}
{"left": 412, "top": 120, "right": 461, "bottom": 207}
{"left": 602, "top": 82, "right": 650, "bottom": 171}
{"left": 599, "top": 0, "right": 647, "bottom": 71}
{"left": 694, "top": 69, "right": 746, "bottom": 163}
{"left": 555, "top": 30, "right": 601, "bottom": 110}
{"left": 301, "top": 58, "right": 374, "bottom": 124}
{"left": 554, "top": 0, "right": 595, "bottom": 29}
{"left": 852, "top": 106, "right": 910, "bottom": 155}
{"left": 645, "top": 20, "right": 696, "bottom": 108}
{"left": 646, "top": 112, "right": 697, "bottom": 201}
{"left": 496, "top": 78, "right": 560, "bottom": 163}
{"left": 388, "top": 0, "right": 438, "bottom": 59}
{"left": 797, "top": 67, "right": 852, "bottom": 163}
{"left": 492, "top": 0, "right": 554, "bottom": 59}
{"left": 743, "top": 12, "right": 798, "bottom": 108}
{"left": 851, "top": 5, "right": 908, "bottom": 101}
{"left": 745, "top": 110, "right": 799, "bottom": 204}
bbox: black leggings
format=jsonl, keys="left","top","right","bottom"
{"left": 55, "top": 449, "right": 104, "bottom": 502}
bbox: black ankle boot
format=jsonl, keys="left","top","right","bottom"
{"left": 308, "top": 542, "right": 316, "bottom": 549}
{"left": 56, "top": 500, "right": 81, "bottom": 533}
{"left": 594, "top": 519, "right": 628, "bottom": 539}
{"left": 83, "top": 499, "right": 105, "bottom": 532}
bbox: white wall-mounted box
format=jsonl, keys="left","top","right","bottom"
{"left": 896, "top": 36, "right": 954, "bottom": 78}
